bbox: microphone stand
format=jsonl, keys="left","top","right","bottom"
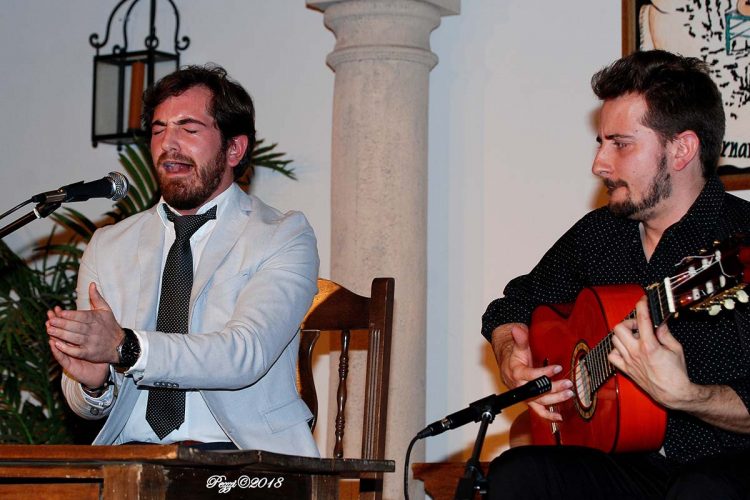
{"left": 407, "top": 377, "right": 551, "bottom": 500}
{"left": 0, "top": 201, "right": 62, "bottom": 239}
{"left": 453, "top": 406, "right": 494, "bottom": 500}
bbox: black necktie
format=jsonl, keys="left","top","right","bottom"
{"left": 146, "top": 204, "right": 217, "bottom": 439}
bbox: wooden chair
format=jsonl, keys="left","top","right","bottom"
{"left": 298, "top": 277, "right": 395, "bottom": 498}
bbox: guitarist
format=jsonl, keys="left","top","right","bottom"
{"left": 483, "top": 50, "right": 750, "bottom": 499}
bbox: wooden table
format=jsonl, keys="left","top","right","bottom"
{"left": 0, "top": 444, "right": 394, "bottom": 499}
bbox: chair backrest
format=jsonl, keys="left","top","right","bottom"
{"left": 298, "top": 277, "right": 394, "bottom": 461}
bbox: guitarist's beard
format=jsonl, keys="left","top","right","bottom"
{"left": 605, "top": 154, "right": 671, "bottom": 220}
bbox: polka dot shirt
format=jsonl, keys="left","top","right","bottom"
{"left": 482, "top": 176, "right": 750, "bottom": 463}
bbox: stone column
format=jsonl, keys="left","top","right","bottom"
{"left": 307, "top": 1, "right": 459, "bottom": 498}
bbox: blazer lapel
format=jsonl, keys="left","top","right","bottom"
{"left": 135, "top": 208, "right": 165, "bottom": 330}
{"left": 191, "top": 185, "right": 252, "bottom": 306}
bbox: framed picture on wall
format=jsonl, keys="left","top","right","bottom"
{"left": 623, "top": 0, "right": 750, "bottom": 190}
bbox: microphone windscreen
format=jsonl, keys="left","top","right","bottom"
{"left": 108, "top": 172, "right": 129, "bottom": 201}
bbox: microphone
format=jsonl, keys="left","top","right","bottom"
{"left": 417, "top": 375, "right": 552, "bottom": 439}
{"left": 31, "top": 171, "right": 129, "bottom": 203}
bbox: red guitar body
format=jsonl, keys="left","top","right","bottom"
{"left": 528, "top": 285, "right": 667, "bottom": 453}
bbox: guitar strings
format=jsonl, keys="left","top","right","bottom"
{"left": 554, "top": 250, "right": 740, "bottom": 410}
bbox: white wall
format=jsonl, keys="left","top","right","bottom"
{"left": 3, "top": 0, "right": 746, "bottom": 474}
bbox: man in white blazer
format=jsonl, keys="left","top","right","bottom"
{"left": 46, "top": 65, "right": 319, "bottom": 456}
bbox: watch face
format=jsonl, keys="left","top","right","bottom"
{"left": 119, "top": 329, "right": 141, "bottom": 366}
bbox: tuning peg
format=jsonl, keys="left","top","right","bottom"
{"left": 738, "top": 290, "right": 749, "bottom": 303}
{"left": 709, "top": 304, "right": 722, "bottom": 316}
{"left": 724, "top": 299, "right": 736, "bottom": 310}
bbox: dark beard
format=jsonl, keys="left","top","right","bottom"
{"left": 608, "top": 154, "right": 671, "bottom": 219}
{"left": 157, "top": 148, "right": 227, "bottom": 210}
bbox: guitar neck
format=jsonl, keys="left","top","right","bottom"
{"left": 583, "top": 238, "right": 750, "bottom": 394}
{"left": 586, "top": 313, "right": 631, "bottom": 393}
{"left": 585, "top": 282, "right": 670, "bottom": 393}
{"left": 645, "top": 279, "right": 673, "bottom": 328}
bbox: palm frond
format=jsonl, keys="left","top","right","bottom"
{"left": 235, "top": 138, "right": 296, "bottom": 190}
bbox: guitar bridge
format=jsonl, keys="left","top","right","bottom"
{"left": 543, "top": 357, "right": 562, "bottom": 443}
{"left": 548, "top": 405, "right": 560, "bottom": 443}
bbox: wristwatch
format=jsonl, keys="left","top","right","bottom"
{"left": 116, "top": 328, "right": 141, "bottom": 368}
{"left": 82, "top": 373, "right": 112, "bottom": 398}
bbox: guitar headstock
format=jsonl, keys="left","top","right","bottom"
{"left": 647, "top": 236, "right": 750, "bottom": 324}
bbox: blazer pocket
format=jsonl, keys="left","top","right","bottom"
{"left": 262, "top": 398, "right": 314, "bottom": 434}
{"left": 208, "top": 270, "right": 252, "bottom": 299}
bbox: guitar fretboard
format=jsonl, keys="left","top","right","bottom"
{"left": 576, "top": 240, "right": 747, "bottom": 395}
{"left": 582, "top": 281, "right": 668, "bottom": 393}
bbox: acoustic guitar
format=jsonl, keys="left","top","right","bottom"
{"left": 528, "top": 237, "right": 750, "bottom": 453}
{"left": 739, "top": 0, "right": 750, "bottom": 18}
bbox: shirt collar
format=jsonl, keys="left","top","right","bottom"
{"left": 157, "top": 184, "right": 234, "bottom": 228}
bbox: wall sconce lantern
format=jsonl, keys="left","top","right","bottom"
{"left": 90, "top": 0, "right": 190, "bottom": 147}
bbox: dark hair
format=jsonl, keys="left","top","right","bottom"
{"left": 591, "top": 50, "right": 724, "bottom": 178}
{"left": 142, "top": 64, "right": 256, "bottom": 178}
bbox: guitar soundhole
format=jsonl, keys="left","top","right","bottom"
{"left": 571, "top": 341, "right": 596, "bottom": 420}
